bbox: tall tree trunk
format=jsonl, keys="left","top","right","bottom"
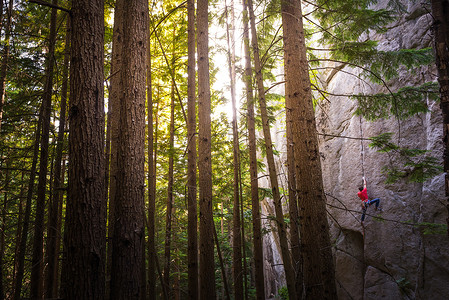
{"left": 430, "top": 0, "right": 449, "bottom": 235}
{"left": 163, "top": 79, "right": 176, "bottom": 297}
{"left": 284, "top": 25, "right": 302, "bottom": 293}
{"left": 197, "top": 0, "right": 216, "bottom": 297}
{"left": 242, "top": 1, "right": 265, "bottom": 298}
{"left": 247, "top": 0, "right": 297, "bottom": 298}
{"left": 281, "top": 0, "right": 337, "bottom": 298}
{"left": 225, "top": 0, "right": 243, "bottom": 298}
{"left": 238, "top": 163, "right": 249, "bottom": 299}
{"left": 286, "top": 107, "right": 302, "bottom": 295}
{"left": 54, "top": 160, "right": 66, "bottom": 296}
{"left": 147, "top": 34, "right": 157, "bottom": 300}
{"left": 31, "top": 2, "right": 58, "bottom": 298}
{"left": 62, "top": 0, "right": 106, "bottom": 298}
{"left": 0, "top": 0, "right": 13, "bottom": 133}
{"left": 186, "top": 0, "right": 198, "bottom": 297}
{"left": 44, "top": 13, "right": 69, "bottom": 299}
{"left": 109, "top": 0, "right": 148, "bottom": 298}
{"left": 106, "top": 1, "right": 124, "bottom": 296}
{"left": 147, "top": 27, "right": 157, "bottom": 300}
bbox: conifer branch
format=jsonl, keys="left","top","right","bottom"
{"left": 28, "top": 0, "right": 70, "bottom": 14}
{"left": 151, "top": 25, "right": 187, "bottom": 124}
{"left": 149, "top": 1, "right": 187, "bottom": 37}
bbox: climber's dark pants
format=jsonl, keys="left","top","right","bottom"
{"left": 361, "top": 198, "right": 380, "bottom": 221}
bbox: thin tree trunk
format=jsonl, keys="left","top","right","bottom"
{"left": 54, "top": 160, "right": 66, "bottom": 297}
{"left": 13, "top": 106, "right": 43, "bottom": 300}
{"left": 430, "top": 0, "right": 449, "bottom": 236}
{"left": 106, "top": 1, "right": 124, "bottom": 296}
{"left": 30, "top": 2, "right": 58, "bottom": 298}
{"left": 12, "top": 172, "right": 25, "bottom": 293}
{"left": 147, "top": 27, "right": 157, "bottom": 300}
{"left": 197, "top": 0, "right": 216, "bottom": 297}
{"left": 247, "top": 0, "right": 297, "bottom": 298}
{"left": 281, "top": 0, "right": 337, "bottom": 298}
{"left": 238, "top": 163, "right": 248, "bottom": 299}
{"left": 109, "top": 0, "right": 148, "bottom": 298}
{"left": 214, "top": 226, "right": 231, "bottom": 300}
{"left": 242, "top": 1, "right": 265, "bottom": 298}
{"left": 225, "top": 0, "right": 243, "bottom": 298}
{"left": 44, "top": 13, "right": 69, "bottom": 298}
{"left": 0, "top": 0, "right": 13, "bottom": 132}
{"left": 0, "top": 162, "right": 9, "bottom": 300}
{"left": 62, "top": 0, "right": 106, "bottom": 298}
{"left": 163, "top": 79, "right": 176, "bottom": 297}
{"left": 0, "top": 0, "right": 4, "bottom": 36}
{"left": 186, "top": 0, "right": 198, "bottom": 297}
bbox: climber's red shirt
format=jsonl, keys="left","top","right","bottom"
{"left": 358, "top": 188, "right": 368, "bottom": 202}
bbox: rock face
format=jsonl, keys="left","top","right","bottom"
{"left": 315, "top": 1, "right": 449, "bottom": 299}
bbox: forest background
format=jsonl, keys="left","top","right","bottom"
{"left": 0, "top": 0, "right": 447, "bottom": 299}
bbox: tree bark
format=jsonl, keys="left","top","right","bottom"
{"left": 62, "top": 0, "right": 106, "bottom": 298}
{"left": 44, "top": 12, "right": 69, "bottom": 299}
{"left": 242, "top": 1, "right": 265, "bottom": 298}
{"left": 281, "top": 0, "right": 337, "bottom": 298}
{"left": 109, "top": 0, "right": 148, "bottom": 298}
{"left": 286, "top": 103, "right": 303, "bottom": 296}
{"left": 106, "top": 1, "right": 124, "bottom": 296}
{"left": 247, "top": 0, "right": 298, "bottom": 298}
{"left": 31, "top": 2, "right": 58, "bottom": 298}
{"left": 163, "top": 78, "right": 176, "bottom": 297}
{"left": 430, "top": 0, "right": 449, "bottom": 236}
{"left": 197, "top": 0, "right": 216, "bottom": 297}
{"left": 186, "top": 0, "right": 198, "bottom": 297}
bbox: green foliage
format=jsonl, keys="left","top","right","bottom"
{"left": 276, "top": 286, "right": 289, "bottom": 300}
{"left": 353, "top": 82, "right": 439, "bottom": 121}
{"left": 414, "top": 222, "right": 448, "bottom": 235}
{"left": 314, "top": 0, "right": 394, "bottom": 43}
{"left": 368, "top": 133, "right": 443, "bottom": 184}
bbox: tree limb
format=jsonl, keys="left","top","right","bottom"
{"left": 28, "top": 0, "right": 71, "bottom": 14}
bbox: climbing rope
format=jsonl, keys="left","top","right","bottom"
{"left": 359, "top": 115, "right": 366, "bottom": 179}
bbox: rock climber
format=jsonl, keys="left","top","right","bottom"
{"left": 358, "top": 177, "right": 381, "bottom": 222}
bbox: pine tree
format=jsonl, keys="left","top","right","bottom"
{"left": 197, "top": 0, "right": 216, "bottom": 297}
{"left": 63, "top": 0, "right": 106, "bottom": 298}
{"left": 44, "top": 13, "right": 70, "bottom": 298}
{"left": 247, "top": 0, "right": 298, "bottom": 297}
{"left": 242, "top": 1, "right": 265, "bottom": 298}
{"left": 30, "top": 2, "right": 58, "bottom": 298}
{"left": 106, "top": 0, "right": 124, "bottom": 297}
{"left": 282, "top": 0, "right": 337, "bottom": 298}
{"left": 186, "top": 0, "right": 198, "bottom": 297}
{"left": 224, "top": 0, "right": 243, "bottom": 297}
{"left": 110, "top": 0, "right": 149, "bottom": 298}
